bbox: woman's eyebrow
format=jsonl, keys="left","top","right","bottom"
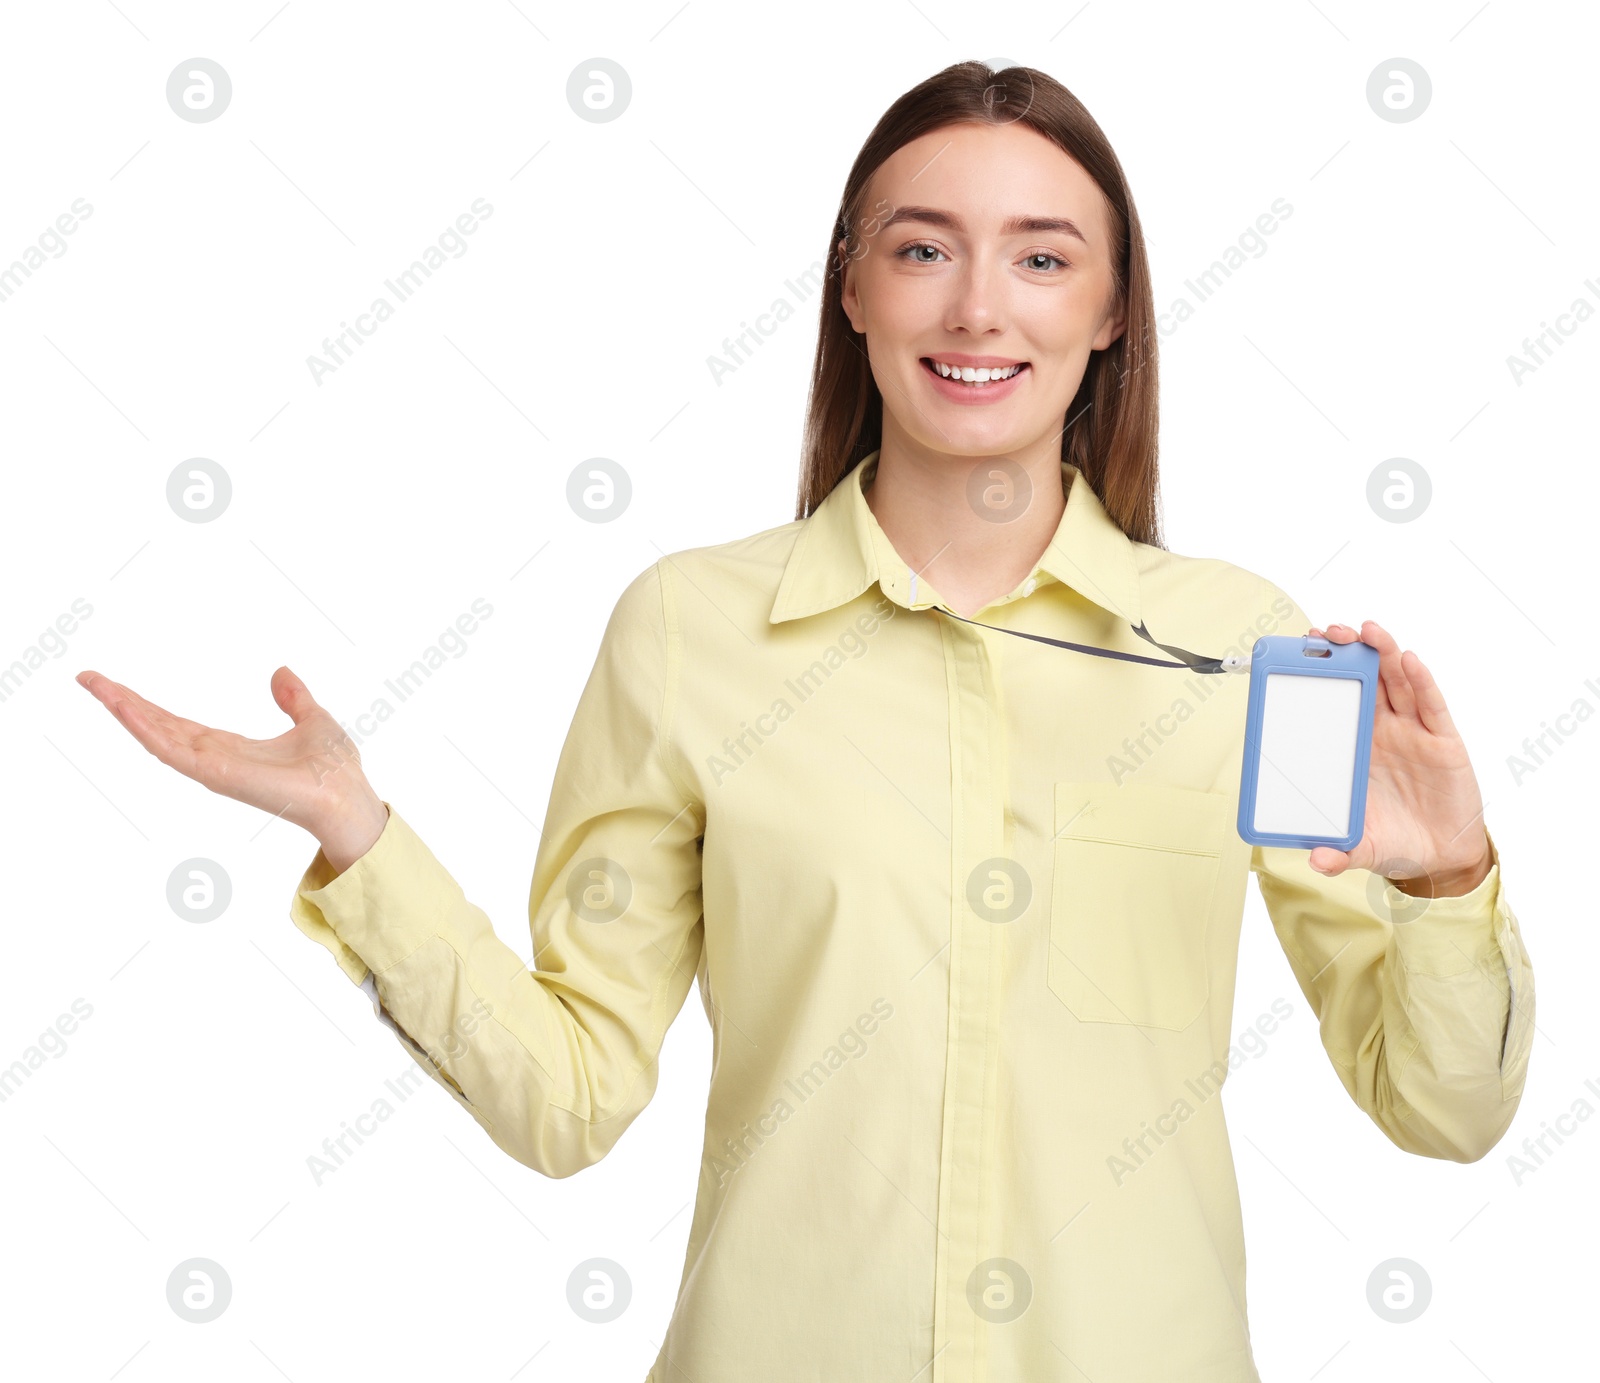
{"left": 876, "top": 205, "right": 1088, "bottom": 243}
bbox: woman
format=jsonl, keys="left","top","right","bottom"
{"left": 78, "top": 60, "right": 1533, "bottom": 1383}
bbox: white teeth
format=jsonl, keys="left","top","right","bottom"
{"left": 930, "top": 360, "right": 1022, "bottom": 383}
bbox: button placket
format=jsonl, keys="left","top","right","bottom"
{"left": 930, "top": 613, "right": 1006, "bottom": 1383}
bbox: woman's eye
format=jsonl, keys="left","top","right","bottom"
{"left": 894, "top": 244, "right": 1067, "bottom": 272}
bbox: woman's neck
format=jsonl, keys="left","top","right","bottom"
{"left": 862, "top": 435, "right": 1068, "bottom": 619}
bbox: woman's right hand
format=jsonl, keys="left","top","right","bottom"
{"left": 75, "top": 664, "right": 390, "bottom": 873}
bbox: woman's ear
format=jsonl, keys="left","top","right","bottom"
{"left": 839, "top": 239, "right": 866, "bottom": 334}
{"left": 1092, "top": 294, "right": 1127, "bottom": 351}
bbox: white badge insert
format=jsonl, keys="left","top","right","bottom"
{"left": 1252, "top": 671, "right": 1362, "bottom": 838}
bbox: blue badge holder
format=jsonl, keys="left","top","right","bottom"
{"left": 1237, "top": 633, "right": 1380, "bottom": 850}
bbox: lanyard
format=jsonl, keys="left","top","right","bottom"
{"left": 932, "top": 607, "right": 1248, "bottom": 675}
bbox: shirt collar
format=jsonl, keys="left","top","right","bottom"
{"left": 769, "top": 449, "right": 1143, "bottom": 627}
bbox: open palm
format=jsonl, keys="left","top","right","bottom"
{"left": 75, "top": 664, "right": 377, "bottom": 840}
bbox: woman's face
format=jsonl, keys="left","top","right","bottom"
{"left": 840, "top": 121, "right": 1126, "bottom": 461}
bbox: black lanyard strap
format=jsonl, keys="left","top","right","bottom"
{"left": 932, "top": 607, "right": 1248, "bottom": 675}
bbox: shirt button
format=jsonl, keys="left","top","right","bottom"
{"left": 1021, "top": 577, "right": 1037, "bottom": 596}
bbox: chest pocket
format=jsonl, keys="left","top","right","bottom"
{"left": 1047, "top": 780, "right": 1232, "bottom": 1031}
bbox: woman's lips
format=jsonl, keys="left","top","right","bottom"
{"left": 920, "top": 357, "right": 1030, "bottom": 404}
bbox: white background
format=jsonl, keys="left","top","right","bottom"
{"left": 1, "top": 2, "right": 1592, "bottom": 1379}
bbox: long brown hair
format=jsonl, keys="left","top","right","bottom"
{"left": 795, "top": 60, "right": 1163, "bottom": 549}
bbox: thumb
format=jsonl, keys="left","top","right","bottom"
{"left": 270, "top": 665, "right": 321, "bottom": 726}
{"left": 1308, "top": 846, "right": 1350, "bottom": 876}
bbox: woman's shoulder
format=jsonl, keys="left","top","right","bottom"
{"left": 1130, "top": 542, "right": 1304, "bottom": 641}
{"left": 606, "top": 515, "right": 813, "bottom": 633}
{"left": 659, "top": 513, "right": 810, "bottom": 575}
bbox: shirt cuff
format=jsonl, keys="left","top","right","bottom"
{"left": 1387, "top": 827, "right": 1505, "bottom": 978}
{"left": 288, "top": 802, "right": 439, "bottom": 983}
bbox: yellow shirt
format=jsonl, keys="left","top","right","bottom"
{"left": 290, "top": 449, "right": 1535, "bottom": 1382}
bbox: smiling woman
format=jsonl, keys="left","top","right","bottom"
{"left": 800, "top": 77, "right": 1157, "bottom": 554}
{"left": 75, "top": 56, "right": 1534, "bottom": 1383}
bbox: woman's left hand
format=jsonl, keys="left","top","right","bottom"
{"left": 1304, "top": 620, "right": 1493, "bottom": 898}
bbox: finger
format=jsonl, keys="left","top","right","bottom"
{"left": 270, "top": 665, "right": 323, "bottom": 726}
{"left": 77, "top": 672, "right": 218, "bottom": 774}
{"left": 78, "top": 670, "right": 157, "bottom": 723}
{"left": 80, "top": 673, "right": 214, "bottom": 745}
{"left": 1308, "top": 627, "right": 1401, "bottom": 720}
{"left": 1324, "top": 621, "right": 1400, "bottom": 717}
{"left": 1311, "top": 833, "right": 1379, "bottom": 875}
{"left": 1349, "top": 619, "right": 1416, "bottom": 720}
{"left": 1400, "top": 648, "right": 1458, "bottom": 739}
{"left": 97, "top": 684, "right": 207, "bottom": 777}
{"left": 1309, "top": 845, "right": 1350, "bottom": 875}
{"left": 1317, "top": 623, "right": 1395, "bottom": 717}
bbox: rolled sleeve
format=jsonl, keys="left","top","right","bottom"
{"left": 1385, "top": 830, "right": 1536, "bottom": 1107}
{"left": 290, "top": 802, "right": 444, "bottom": 984}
